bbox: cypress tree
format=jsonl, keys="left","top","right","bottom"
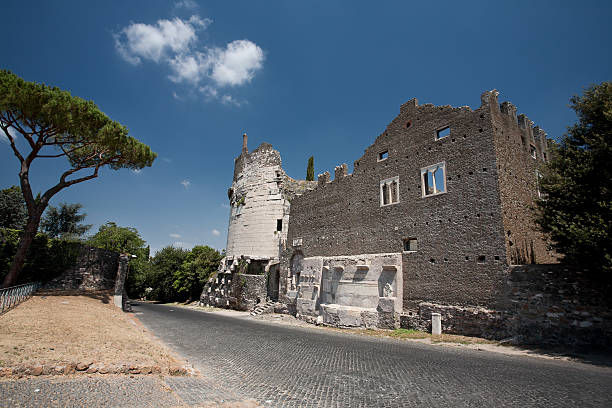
{"left": 306, "top": 156, "right": 314, "bottom": 181}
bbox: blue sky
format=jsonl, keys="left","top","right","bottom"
{"left": 1, "top": 1, "right": 611, "bottom": 255}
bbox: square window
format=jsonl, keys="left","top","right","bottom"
{"left": 421, "top": 162, "right": 446, "bottom": 197}
{"left": 378, "top": 150, "right": 389, "bottom": 161}
{"left": 436, "top": 126, "right": 450, "bottom": 140}
{"left": 403, "top": 238, "right": 417, "bottom": 252}
{"left": 380, "top": 176, "right": 400, "bottom": 206}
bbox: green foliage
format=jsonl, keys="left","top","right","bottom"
{"left": 40, "top": 202, "right": 91, "bottom": 239}
{"left": 306, "top": 156, "right": 315, "bottom": 181}
{"left": 146, "top": 246, "right": 189, "bottom": 302}
{"left": 0, "top": 186, "right": 27, "bottom": 230}
{"left": 126, "top": 244, "right": 222, "bottom": 303}
{"left": 172, "top": 245, "right": 222, "bottom": 301}
{"left": 536, "top": 82, "right": 612, "bottom": 276}
{"left": 0, "top": 70, "right": 157, "bottom": 173}
{"left": 87, "top": 222, "right": 145, "bottom": 255}
{"left": 0, "top": 70, "right": 156, "bottom": 286}
{"left": 0, "top": 228, "right": 80, "bottom": 284}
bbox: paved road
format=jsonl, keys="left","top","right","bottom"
{"left": 134, "top": 302, "right": 612, "bottom": 407}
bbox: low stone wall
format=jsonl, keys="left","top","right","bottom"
{"left": 401, "top": 264, "right": 612, "bottom": 347}
{"left": 43, "top": 245, "right": 119, "bottom": 291}
{"left": 200, "top": 272, "right": 267, "bottom": 311}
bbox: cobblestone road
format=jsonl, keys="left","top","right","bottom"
{"left": 0, "top": 376, "right": 182, "bottom": 407}
{"left": 135, "top": 302, "right": 612, "bottom": 407}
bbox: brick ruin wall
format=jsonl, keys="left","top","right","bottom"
{"left": 490, "top": 93, "right": 558, "bottom": 265}
{"left": 401, "top": 264, "right": 612, "bottom": 347}
{"left": 284, "top": 91, "right": 522, "bottom": 312}
{"left": 43, "top": 245, "right": 120, "bottom": 291}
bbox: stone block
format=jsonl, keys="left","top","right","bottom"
{"left": 377, "top": 297, "right": 395, "bottom": 313}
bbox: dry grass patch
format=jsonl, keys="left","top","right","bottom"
{"left": 0, "top": 291, "right": 180, "bottom": 368}
{"left": 344, "top": 327, "right": 496, "bottom": 345}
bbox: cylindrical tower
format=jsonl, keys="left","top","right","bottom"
{"left": 225, "top": 142, "right": 289, "bottom": 260}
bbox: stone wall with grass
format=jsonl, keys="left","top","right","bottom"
{"left": 401, "top": 264, "right": 612, "bottom": 347}
{"left": 43, "top": 245, "right": 120, "bottom": 291}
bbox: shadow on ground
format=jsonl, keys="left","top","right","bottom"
{"left": 36, "top": 289, "right": 112, "bottom": 304}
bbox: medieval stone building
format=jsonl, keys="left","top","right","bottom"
{"left": 199, "top": 90, "right": 612, "bottom": 346}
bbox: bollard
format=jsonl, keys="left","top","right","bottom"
{"left": 431, "top": 313, "right": 442, "bottom": 335}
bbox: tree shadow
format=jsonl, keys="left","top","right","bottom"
{"left": 36, "top": 289, "right": 112, "bottom": 304}
{"left": 512, "top": 344, "right": 612, "bottom": 368}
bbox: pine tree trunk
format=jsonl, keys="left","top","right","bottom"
{"left": 2, "top": 210, "right": 43, "bottom": 288}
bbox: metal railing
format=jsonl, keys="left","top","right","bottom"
{"left": 0, "top": 282, "right": 41, "bottom": 314}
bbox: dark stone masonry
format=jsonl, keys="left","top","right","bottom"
{"left": 204, "top": 89, "right": 610, "bottom": 347}
{"left": 44, "top": 245, "right": 119, "bottom": 291}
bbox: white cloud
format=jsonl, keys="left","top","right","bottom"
{"left": 174, "top": 0, "right": 198, "bottom": 9}
{"left": 114, "top": 15, "right": 263, "bottom": 105}
{"left": 221, "top": 203, "right": 230, "bottom": 209}
{"left": 181, "top": 179, "right": 191, "bottom": 189}
{"left": 162, "top": 157, "right": 172, "bottom": 163}
{"left": 0, "top": 125, "right": 19, "bottom": 143}
{"left": 132, "top": 169, "right": 142, "bottom": 175}
{"left": 115, "top": 16, "right": 211, "bottom": 65}
{"left": 211, "top": 229, "right": 220, "bottom": 236}
{"left": 220, "top": 94, "right": 245, "bottom": 107}
{"left": 209, "top": 40, "right": 264, "bottom": 87}
{"left": 174, "top": 241, "right": 194, "bottom": 250}
{"left": 169, "top": 233, "right": 181, "bottom": 238}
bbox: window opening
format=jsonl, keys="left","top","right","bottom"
{"left": 403, "top": 238, "right": 417, "bottom": 252}
{"left": 436, "top": 126, "right": 450, "bottom": 140}
{"left": 276, "top": 219, "right": 283, "bottom": 231}
{"left": 530, "top": 145, "right": 537, "bottom": 159}
{"left": 378, "top": 151, "right": 389, "bottom": 161}
{"left": 380, "top": 176, "right": 400, "bottom": 206}
{"left": 536, "top": 170, "right": 547, "bottom": 199}
{"left": 421, "top": 162, "right": 446, "bottom": 197}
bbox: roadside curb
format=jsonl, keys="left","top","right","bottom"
{"left": 0, "top": 362, "right": 191, "bottom": 379}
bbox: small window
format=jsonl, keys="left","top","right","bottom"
{"left": 276, "top": 219, "right": 283, "bottom": 231}
{"left": 378, "top": 151, "right": 389, "bottom": 161}
{"left": 403, "top": 238, "right": 417, "bottom": 252}
{"left": 380, "top": 176, "right": 400, "bottom": 206}
{"left": 536, "top": 170, "right": 547, "bottom": 200}
{"left": 530, "top": 145, "right": 537, "bottom": 159}
{"left": 436, "top": 126, "right": 450, "bottom": 140}
{"left": 421, "top": 162, "right": 446, "bottom": 197}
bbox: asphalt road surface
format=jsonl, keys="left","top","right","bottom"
{"left": 133, "top": 302, "right": 612, "bottom": 407}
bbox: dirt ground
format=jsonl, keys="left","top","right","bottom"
{"left": 0, "top": 291, "right": 181, "bottom": 368}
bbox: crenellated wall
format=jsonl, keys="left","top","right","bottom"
{"left": 284, "top": 91, "right": 522, "bottom": 312}
{"left": 492, "top": 97, "right": 558, "bottom": 265}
